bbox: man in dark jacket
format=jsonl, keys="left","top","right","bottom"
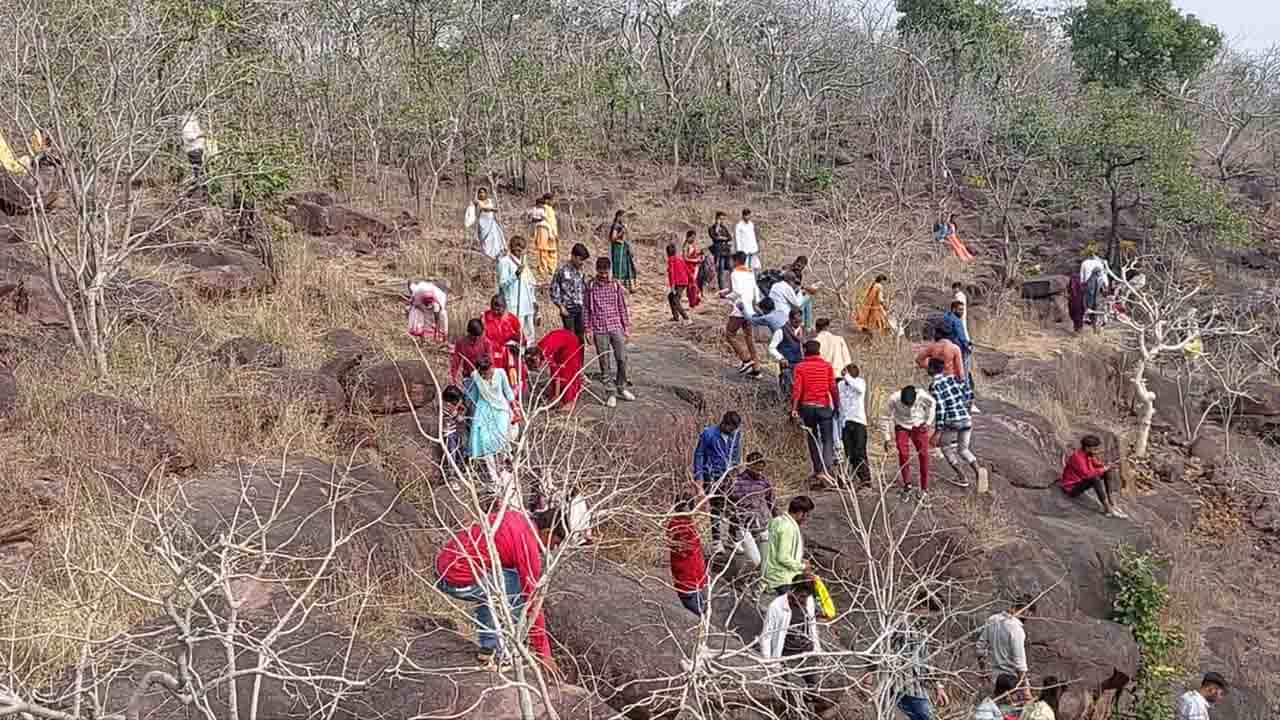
{"left": 708, "top": 211, "right": 734, "bottom": 291}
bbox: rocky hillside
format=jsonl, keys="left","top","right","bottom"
{"left": 0, "top": 163, "right": 1278, "bottom": 720}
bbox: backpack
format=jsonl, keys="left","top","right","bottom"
{"left": 756, "top": 268, "right": 785, "bottom": 299}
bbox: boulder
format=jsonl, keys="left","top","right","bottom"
{"left": 1250, "top": 495, "right": 1280, "bottom": 533}
{"left": 376, "top": 410, "right": 444, "bottom": 485}
{"left": 215, "top": 336, "right": 285, "bottom": 368}
{"left": 287, "top": 201, "right": 393, "bottom": 238}
{"left": 0, "top": 364, "right": 15, "bottom": 420}
{"left": 0, "top": 165, "right": 60, "bottom": 215}
{"left": 975, "top": 349, "right": 1010, "bottom": 377}
{"left": 170, "top": 455, "right": 423, "bottom": 570}
{"left": 1021, "top": 274, "right": 1069, "bottom": 300}
{"left": 285, "top": 190, "right": 337, "bottom": 207}
{"left": 254, "top": 369, "right": 349, "bottom": 421}
{"left": 345, "top": 360, "right": 437, "bottom": 415}
{"left": 1025, "top": 615, "right": 1138, "bottom": 694}
{"left": 65, "top": 393, "right": 192, "bottom": 472}
{"left": 1195, "top": 626, "right": 1280, "bottom": 720}
{"left": 1030, "top": 294, "right": 1070, "bottom": 324}
{"left": 186, "top": 252, "right": 273, "bottom": 298}
{"left": 912, "top": 286, "right": 955, "bottom": 313}
{"left": 976, "top": 399, "right": 1064, "bottom": 489}
{"left": 49, "top": 613, "right": 610, "bottom": 720}
{"left": 672, "top": 176, "right": 706, "bottom": 196}
{"left": 0, "top": 247, "right": 67, "bottom": 326}
{"left": 547, "top": 563, "right": 771, "bottom": 718}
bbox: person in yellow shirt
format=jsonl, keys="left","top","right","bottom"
{"left": 530, "top": 192, "right": 559, "bottom": 276}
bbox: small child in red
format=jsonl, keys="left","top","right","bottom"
{"left": 667, "top": 495, "right": 707, "bottom": 616}
{"left": 666, "top": 243, "right": 692, "bottom": 322}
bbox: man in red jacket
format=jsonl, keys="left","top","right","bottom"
{"left": 790, "top": 340, "right": 838, "bottom": 487}
{"left": 435, "top": 499, "right": 566, "bottom": 670}
{"left": 1060, "top": 435, "right": 1128, "bottom": 518}
{"left": 667, "top": 494, "right": 709, "bottom": 616}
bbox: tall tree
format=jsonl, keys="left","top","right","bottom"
{"left": 1066, "top": 0, "right": 1221, "bottom": 89}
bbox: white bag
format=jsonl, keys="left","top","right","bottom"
{"left": 464, "top": 203, "right": 477, "bottom": 229}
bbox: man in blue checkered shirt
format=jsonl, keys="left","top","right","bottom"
{"left": 927, "top": 357, "right": 980, "bottom": 488}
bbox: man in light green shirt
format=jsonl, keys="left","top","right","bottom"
{"left": 759, "top": 495, "right": 815, "bottom": 596}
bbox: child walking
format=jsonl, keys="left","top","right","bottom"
{"left": 666, "top": 243, "right": 691, "bottom": 322}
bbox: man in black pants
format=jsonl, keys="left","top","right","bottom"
{"left": 708, "top": 211, "right": 734, "bottom": 291}
{"left": 1060, "top": 435, "right": 1128, "bottom": 518}
{"left": 550, "top": 243, "right": 590, "bottom": 351}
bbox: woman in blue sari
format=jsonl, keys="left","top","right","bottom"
{"left": 470, "top": 187, "right": 507, "bottom": 261}
{"left": 465, "top": 356, "right": 515, "bottom": 459}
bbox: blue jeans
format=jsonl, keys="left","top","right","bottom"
{"left": 800, "top": 296, "right": 814, "bottom": 331}
{"left": 678, "top": 588, "right": 707, "bottom": 616}
{"left": 437, "top": 568, "right": 522, "bottom": 656}
{"left": 897, "top": 694, "right": 933, "bottom": 720}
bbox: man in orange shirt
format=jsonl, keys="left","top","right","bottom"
{"left": 915, "top": 327, "right": 964, "bottom": 379}
{"left": 789, "top": 340, "right": 838, "bottom": 486}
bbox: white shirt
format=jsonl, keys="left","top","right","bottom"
{"left": 769, "top": 282, "right": 806, "bottom": 315}
{"left": 729, "top": 269, "right": 760, "bottom": 318}
{"left": 881, "top": 389, "right": 937, "bottom": 442}
{"left": 181, "top": 114, "right": 205, "bottom": 153}
{"left": 759, "top": 593, "right": 820, "bottom": 660}
{"left": 837, "top": 375, "right": 867, "bottom": 426}
{"left": 1079, "top": 256, "right": 1110, "bottom": 290}
{"left": 735, "top": 221, "right": 759, "bottom": 255}
{"left": 408, "top": 281, "right": 447, "bottom": 309}
{"left": 1174, "top": 691, "right": 1210, "bottom": 720}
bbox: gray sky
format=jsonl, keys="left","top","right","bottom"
{"left": 1174, "top": 0, "right": 1280, "bottom": 52}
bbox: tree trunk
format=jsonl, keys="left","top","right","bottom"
{"left": 1131, "top": 356, "right": 1155, "bottom": 458}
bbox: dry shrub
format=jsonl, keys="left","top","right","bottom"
{"left": 951, "top": 491, "right": 1024, "bottom": 555}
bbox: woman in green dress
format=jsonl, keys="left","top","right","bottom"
{"left": 608, "top": 210, "right": 635, "bottom": 292}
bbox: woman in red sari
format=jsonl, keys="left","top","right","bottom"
{"left": 449, "top": 319, "right": 493, "bottom": 385}
{"left": 482, "top": 294, "right": 524, "bottom": 388}
{"left": 528, "top": 328, "right": 583, "bottom": 407}
{"left": 682, "top": 231, "right": 703, "bottom": 308}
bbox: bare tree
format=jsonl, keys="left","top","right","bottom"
{"left": 1185, "top": 44, "right": 1280, "bottom": 180}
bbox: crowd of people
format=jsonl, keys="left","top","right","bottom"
{"left": 419, "top": 189, "right": 1209, "bottom": 719}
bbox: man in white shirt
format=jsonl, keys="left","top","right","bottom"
{"left": 735, "top": 208, "right": 760, "bottom": 270}
{"left": 976, "top": 595, "right": 1034, "bottom": 697}
{"left": 1078, "top": 254, "right": 1110, "bottom": 289}
{"left": 722, "top": 251, "right": 763, "bottom": 377}
{"left": 180, "top": 112, "right": 205, "bottom": 186}
{"left": 1175, "top": 673, "right": 1227, "bottom": 720}
{"left": 769, "top": 271, "right": 807, "bottom": 316}
{"left": 882, "top": 386, "right": 936, "bottom": 495}
{"left": 837, "top": 364, "right": 870, "bottom": 485}
{"left": 758, "top": 578, "right": 821, "bottom": 660}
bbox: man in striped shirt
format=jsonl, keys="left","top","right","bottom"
{"left": 583, "top": 256, "right": 634, "bottom": 408}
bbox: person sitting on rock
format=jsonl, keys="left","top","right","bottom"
{"left": 927, "top": 357, "right": 980, "bottom": 489}
{"left": 976, "top": 596, "right": 1034, "bottom": 702}
{"left": 1175, "top": 672, "right": 1228, "bottom": 720}
{"left": 692, "top": 411, "right": 744, "bottom": 555}
{"left": 1060, "top": 435, "right": 1128, "bottom": 519}
{"left": 434, "top": 494, "right": 564, "bottom": 673}
{"left": 974, "top": 674, "right": 1021, "bottom": 720}
{"left": 727, "top": 451, "right": 778, "bottom": 568}
{"left": 667, "top": 494, "right": 709, "bottom": 616}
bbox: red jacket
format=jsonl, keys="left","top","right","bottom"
{"left": 435, "top": 508, "right": 551, "bottom": 657}
{"left": 667, "top": 515, "right": 706, "bottom": 593}
{"left": 791, "top": 355, "right": 836, "bottom": 409}
{"left": 667, "top": 255, "right": 691, "bottom": 288}
{"left": 1061, "top": 449, "right": 1106, "bottom": 493}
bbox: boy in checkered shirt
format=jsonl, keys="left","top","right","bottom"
{"left": 927, "top": 357, "right": 980, "bottom": 488}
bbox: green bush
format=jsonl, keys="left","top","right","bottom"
{"left": 1110, "top": 547, "right": 1185, "bottom": 720}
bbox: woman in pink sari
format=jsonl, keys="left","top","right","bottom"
{"left": 945, "top": 214, "right": 975, "bottom": 262}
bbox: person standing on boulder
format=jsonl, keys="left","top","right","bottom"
{"left": 838, "top": 364, "right": 871, "bottom": 486}
{"left": 916, "top": 327, "right": 964, "bottom": 380}
{"left": 941, "top": 301, "right": 978, "bottom": 412}
{"left": 760, "top": 495, "right": 814, "bottom": 597}
{"left": 682, "top": 230, "right": 705, "bottom": 308}
{"left": 882, "top": 386, "right": 936, "bottom": 496}
{"left": 692, "top": 411, "right": 744, "bottom": 555}
{"left": 1060, "top": 435, "right": 1128, "bottom": 518}
{"left": 790, "top": 340, "right": 838, "bottom": 487}
{"left": 583, "top": 256, "right": 634, "bottom": 408}
{"left": 666, "top": 242, "right": 692, "bottom": 322}
{"left": 723, "top": 251, "right": 763, "bottom": 377}
{"left": 976, "top": 596, "right": 1034, "bottom": 701}
{"left": 951, "top": 282, "right": 970, "bottom": 340}
{"left": 768, "top": 309, "right": 806, "bottom": 400}
{"left": 928, "top": 357, "right": 980, "bottom": 489}
{"left": 727, "top": 451, "right": 778, "bottom": 567}
{"left": 759, "top": 577, "right": 820, "bottom": 660}
{"left": 550, "top": 243, "right": 591, "bottom": 351}
{"left": 708, "top": 211, "right": 734, "bottom": 290}
{"left": 482, "top": 294, "right": 524, "bottom": 390}
{"left": 1175, "top": 672, "right": 1228, "bottom": 720}
{"left": 735, "top": 208, "right": 761, "bottom": 271}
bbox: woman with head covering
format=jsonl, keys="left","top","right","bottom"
{"left": 468, "top": 187, "right": 507, "bottom": 260}
{"left": 854, "top": 275, "right": 890, "bottom": 335}
{"left": 465, "top": 356, "right": 515, "bottom": 459}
